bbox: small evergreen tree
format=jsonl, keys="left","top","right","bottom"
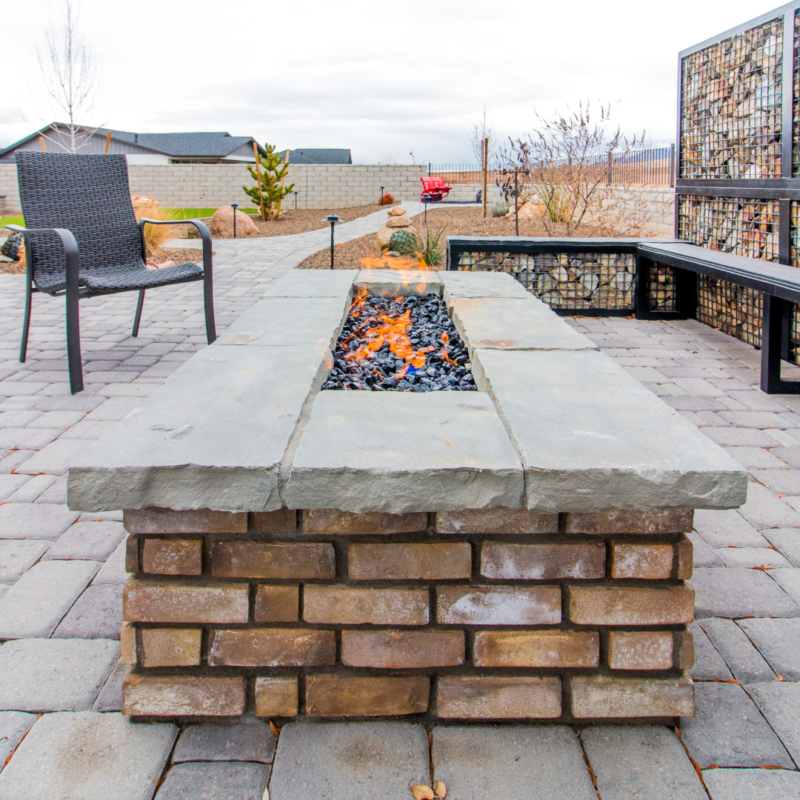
{"left": 243, "top": 144, "right": 295, "bottom": 220}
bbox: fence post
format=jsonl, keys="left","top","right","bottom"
{"left": 483, "top": 139, "right": 489, "bottom": 218}
{"left": 607, "top": 152, "right": 613, "bottom": 185}
{"left": 669, "top": 144, "right": 676, "bottom": 188}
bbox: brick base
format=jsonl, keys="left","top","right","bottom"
{"left": 120, "top": 506, "right": 695, "bottom": 723}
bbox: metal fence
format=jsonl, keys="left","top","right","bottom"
{"left": 429, "top": 146, "right": 676, "bottom": 188}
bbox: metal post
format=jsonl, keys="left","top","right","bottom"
{"left": 514, "top": 170, "right": 519, "bottom": 237}
{"left": 669, "top": 144, "right": 675, "bottom": 189}
{"left": 294, "top": 191, "right": 298, "bottom": 210}
{"left": 231, "top": 203, "right": 238, "bottom": 239}
{"left": 380, "top": 186, "right": 384, "bottom": 205}
{"left": 324, "top": 214, "right": 341, "bottom": 269}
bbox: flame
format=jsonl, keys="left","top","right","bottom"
{"left": 439, "top": 331, "right": 458, "bottom": 366}
{"left": 350, "top": 287, "right": 368, "bottom": 318}
{"left": 359, "top": 255, "right": 429, "bottom": 270}
{"left": 343, "top": 307, "right": 433, "bottom": 370}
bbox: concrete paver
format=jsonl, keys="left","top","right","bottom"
{"left": 156, "top": 762, "right": 270, "bottom": 800}
{"left": 0, "top": 711, "right": 36, "bottom": 769}
{"left": 269, "top": 722, "right": 430, "bottom": 800}
{"left": 53, "top": 584, "right": 124, "bottom": 639}
{"left": 43, "top": 520, "right": 126, "bottom": 561}
{"left": 747, "top": 682, "right": 800, "bottom": 766}
{"left": 699, "top": 618, "right": 776, "bottom": 683}
{"left": 172, "top": 722, "right": 276, "bottom": 763}
{"left": 703, "top": 768, "right": 800, "bottom": 799}
{"left": 0, "top": 540, "right": 49, "bottom": 582}
{"left": 0, "top": 639, "right": 119, "bottom": 711}
{"left": 691, "top": 567, "right": 800, "bottom": 619}
{"left": 0, "top": 712, "right": 176, "bottom": 800}
{"left": 431, "top": 726, "right": 596, "bottom": 800}
{"left": 738, "top": 618, "right": 800, "bottom": 681}
{"left": 0, "top": 503, "right": 79, "bottom": 540}
{"left": 580, "top": 726, "right": 706, "bottom": 800}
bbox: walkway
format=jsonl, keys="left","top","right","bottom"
{"left": 0, "top": 216, "right": 799, "bottom": 798}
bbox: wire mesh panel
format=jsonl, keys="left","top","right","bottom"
{"left": 795, "top": 10, "right": 800, "bottom": 176}
{"left": 696, "top": 277, "right": 763, "bottom": 346}
{"left": 456, "top": 251, "right": 636, "bottom": 311}
{"left": 648, "top": 265, "right": 678, "bottom": 312}
{"left": 678, "top": 195, "right": 780, "bottom": 260}
{"left": 680, "top": 16, "right": 782, "bottom": 179}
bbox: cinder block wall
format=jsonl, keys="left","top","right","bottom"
{"left": 120, "top": 506, "right": 695, "bottom": 723}
{"left": 0, "top": 164, "right": 427, "bottom": 213}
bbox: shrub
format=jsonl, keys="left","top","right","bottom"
{"left": 390, "top": 228, "right": 445, "bottom": 267}
{"left": 243, "top": 143, "right": 295, "bottom": 220}
{"left": 490, "top": 202, "right": 510, "bottom": 217}
{"left": 379, "top": 193, "right": 395, "bottom": 205}
{"left": 139, "top": 209, "right": 180, "bottom": 260}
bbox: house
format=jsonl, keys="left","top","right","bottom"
{"left": 278, "top": 149, "right": 352, "bottom": 165}
{"left": 0, "top": 123, "right": 267, "bottom": 164}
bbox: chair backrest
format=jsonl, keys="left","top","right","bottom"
{"left": 16, "top": 152, "right": 143, "bottom": 289}
{"left": 421, "top": 177, "right": 434, "bottom": 190}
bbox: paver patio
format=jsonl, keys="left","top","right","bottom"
{"left": 1, "top": 208, "right": 800, "bottom": 797}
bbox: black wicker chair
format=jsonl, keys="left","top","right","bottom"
{"left": 11, "top": 151, "right": 216, "bottom": 394}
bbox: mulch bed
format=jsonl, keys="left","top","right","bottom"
{"left": 297, "top": 205, "right": 627, "bottom": 271}
{"left": 197, "top": 204, "right": 386, "bottom": 240}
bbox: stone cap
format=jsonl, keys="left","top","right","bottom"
{"left": 68, "top": 270, "right": 747, "bottom": 514}
{"left": 355, "top": 270, "right": 441, "bottom": 297}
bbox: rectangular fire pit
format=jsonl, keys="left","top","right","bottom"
{"left": 68, "top": 268, "right": 746, "bottom": 724}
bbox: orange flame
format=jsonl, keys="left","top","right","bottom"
{"left": 344, "top": 307, "right": 433, "bottom": 370}
{"left": 359, "top": 255, "right": 429, "bottom": 270}
{"left": 439, "top": 332, "right": 458, "bottom": 366}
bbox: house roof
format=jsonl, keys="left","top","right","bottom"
{"left": 0, "top": 124, "right": 266, "bottom": 160}
{"left": 279, "top": 148, "right": 352, "bottom": 165}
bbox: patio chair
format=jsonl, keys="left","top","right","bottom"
{"left": 11, "top": 151, "right": 216, "bottom": 394}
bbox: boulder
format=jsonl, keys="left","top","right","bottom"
{"left": 376, "top": 223, "right": 418, "bottom": 249}
{"left": 206, "top": 206, "right": 260, "bottom": 238}
{"left": 131, "top": 195, "right": 160, "bottom": 220}
{"left": 517, "top": 202, "right": 542, "bottom": 221}
{"left": 386, "top": 215, "right": 413, "bottom": 228}
{"left": 388, "top": 207, "right": 406, "bottom": 217}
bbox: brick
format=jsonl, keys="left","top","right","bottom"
{"left": 437, "top": 676, "right": 562, "bottom": 719}
{"left": 252, "top": 508, "right": 297, "bottom": 532}
{"left": 436, "top": 585, "right": 561, "bottom": 625}
{"left": 571, "top": 674, "right": 695, "bottom": 718}
{"left": 608, "top": 631, "right": 673, "bottom": 670}
{"left": 474, "top": 630, "right": 599, "bottom": 668}
{"left": 349, "top": 543, "right": 471, "bottom": 580}
{"left": 123, "top": 579, "right": 249, "bottom": 624}
{"left": 341, "top": 630, "right": 464, "bottom": 668}
{"left": 303, "top": 509, "right": 427, "bottom": 535}
{"left": 255, "top": 677, "right": 298, "bottom": 717}
{"left": 212, "top": 541, "right": 335, "bottom": 579}
{"left": 611, "top": 543, "right": 673, "bottom": 579}
{"left": 480, "top": 542, "right": 605, "bottom": 580}
{"left": 305, "top": 675, "right": 430, "bottom": 717}
{"left": 121, "top": 621, "right": 136, "bottom": 665}
{"left": 569, "top": 586, "right": 695, "bottom": 626}
{"left": 676, "top": 535, "right": 693, "bottom": 580}
{"left": 673, "top": 629, "right": 695, "bottom": 672}
{"left": 208, "top": 629, "right": 335, "bottom": 667}
{"left": 254, "top": 585, "right": 299, "bottom": 622}
{"left": 304, "top": 586, "right": 428, "bottom": 625}
{"left": 123, "top": 674, "right": 246, "bottom": 716}
{"left": 564, "top": 509, "right": 694, "bottom": 535}
{"left": 142, "top": 629, "right": 202, "bottom": 667}
{"left": 126, "top": 535, "right": 139, "bottom": 572}
{"left": 436, "top": 508, "right": 558, "bottom": 534}
{"left": 124, "top": 507, "right": 247, "bottom": 534}
{"left": 142, "top": 538, "right": 202, "bottom": 575}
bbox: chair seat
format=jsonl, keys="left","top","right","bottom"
{"left": 35, "top": 260, "right": 204, "bottom": 295}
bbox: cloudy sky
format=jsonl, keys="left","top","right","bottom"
{"left": 3, "top": 0, "right": 780, "bottom": 163}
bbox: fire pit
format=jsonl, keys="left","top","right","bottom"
{"left": 68, "top": 268, "right": 746, "bottom": 724}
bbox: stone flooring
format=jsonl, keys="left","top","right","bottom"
{"left": 1, "top": 215, "right": 800, "bottom": 797}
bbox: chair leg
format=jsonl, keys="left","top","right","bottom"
{"left": 132, "top": 290, "right": 145, "bottom": 337}
{"left": 66, "top": 283, "right": 84, "bottom": 395}
{"left": 203, "top": 272, "right": 217, "bottom": 345}
{"left": 19, "top": 275, "right": 33, "bottom": 363}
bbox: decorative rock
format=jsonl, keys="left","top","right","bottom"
{"left": 386, "top": 215, "right": 414, "bottom": 228}
{"left": 206, "top": 205, "right": 259, "bottom": 238}
{"left": 388, "top": 207, "right": 406, "bottom": 216}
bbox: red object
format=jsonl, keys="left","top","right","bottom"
{"left": 420, "top": 176, "right": 452, "bottom": 201}
{"left": 379, "top": 193, "right": 395, "bottom": 205}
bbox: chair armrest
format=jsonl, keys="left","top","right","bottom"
{"left": 7, "top": 224, "right": 80, "bottom": 289}
{"left": 138, "top": 218, "right": 212, "bottom": 274}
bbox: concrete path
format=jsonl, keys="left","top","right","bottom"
{"left": 1, "top": 216, "right": 800, "bottom": 796}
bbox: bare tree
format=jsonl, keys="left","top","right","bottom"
{"left": 499, "top": 101, "right": 658, "bottom": 236}
{"left": 469, "top": 104, "right": 495, "bottom": 169}
{"left": 36, "top": 0, "right": 100, "bottom": 152}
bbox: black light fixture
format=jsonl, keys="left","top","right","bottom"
{"left": 294, "top": 191, "right": 298, "bottom": 210}
{"left": 422, "top": 192, "right": 431, "bottom": 226}
{"left": 379, "top": 185, "right": 384, "bottom": 204}
{"left": 324, "top": 214, "right": 341, "bottom": 269}
{"left": 231, "top": 203, "right": 239, "bottom": 239}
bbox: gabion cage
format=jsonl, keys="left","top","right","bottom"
{"left": 696, "top": 276, "right": 763, "bottom": 347}
{"left": 456, "top": 251, "right": 636, "bottom": 311}
{"left": 681, "top": 16, "right": 783, "bottom": 179}
{"left": 678, "top": 195, "right": 780, "bottom": 261}
{"left": 648, "top": 265, "right": 678, "bottom": 313}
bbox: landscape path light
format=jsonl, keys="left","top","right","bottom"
{"left": 230, "top": 203, "right": 238, "bottom": 239}
{"left": 324, "top": 214, "right": 341, "bottom": 269}
{"left": 379, "top": 185, "right": 384, "bottom": 204}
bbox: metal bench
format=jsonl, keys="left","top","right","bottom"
{"left": 420, "top": 176, "right": 452, "bottom": 201}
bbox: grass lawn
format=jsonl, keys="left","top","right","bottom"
{"left": 165, "top": 208, "right": 259, "bottom": 219}
{"left": 0, "top": 216, "right": 24, "bottom": 228}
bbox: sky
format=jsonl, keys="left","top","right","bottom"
{"left": 1, "top": 0, "right": 783, "bottom": 164}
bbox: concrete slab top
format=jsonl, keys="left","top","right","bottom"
{"left": 440, "top": 271, "right": 532, "bottom": 302}
{"left": 68, "top": 344, "right": 329, "bottom": 513}
{"left": 262, "top": 270, "right": 357, "bottom": 298}
{"left": 473, "top": 349, "right": 747, "bottom": 512}
{"left": 285, "top": 391, "right": 524, "bottom": 513}
{"left": 216, "top": 296, "right": 349, "bottom": 350}
{"left": 355, "top": 269, "right": 441, "bottom": 297}
{"left": 450, "top": 297, "right": 598, "bottom": 351}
